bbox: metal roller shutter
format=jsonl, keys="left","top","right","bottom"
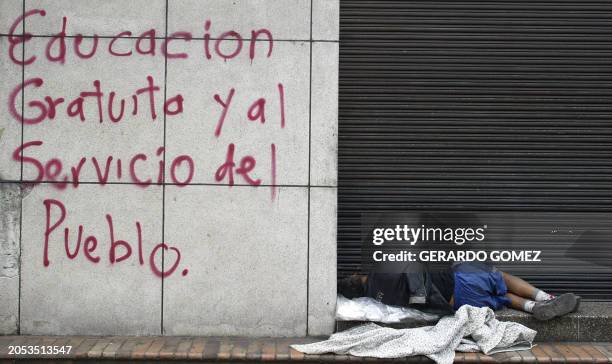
{"left": 338, "top": 0, "right": 612, "bottom": 299}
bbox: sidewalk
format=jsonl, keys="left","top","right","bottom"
{"left": 338, "top": 301, "right": 612, "bottom": 342}
{"left": 1, "top": 335, "right": 611, "bottom": 363}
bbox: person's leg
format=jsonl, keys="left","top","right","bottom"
{"left": 506, "top": 291, "right": 579, "bottom": 320}
{"left": 453, "top": 263, "right": 578, "bottom": 320}
{"left": 501, "top": 271, "right": 554, "bottom": 301}
{"left": 505, "top": 292, "right": 532, "bottom": 311}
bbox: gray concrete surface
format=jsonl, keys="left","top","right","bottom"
{"left": 168, "top": 0, "right": 311, "bottom": 41}
{"left": 308, "top": 187, "right": 338, "bottom": 335}
{"left": 0, "top": 19, "right": 29, "bottom": 327}
{"left": 0, "top": 34, "right": 22, "bottom": 182}
{"left": 0, "top": 181, "right": 22, "bottom": 334}
{"left": 163, "top": 185, "right": 309, "bottom": 336}
{"left": 25, "top": 0, "right": 166, "bottom": 37}
{"left": 336, "top": 301, "right": 612, "bottom": 342}
{"left": 1, "top": 0, "right": 338, "bottom": 336}
{"left": 20, "top": 184, "right": 163, "bottom": 335}
{"left": 496, "top": 301, "right": 612, "bottom": 342}
{"left": 164, "top": 40, "right": 311, "bottom": 186}
{"left": 313, "top": 0, "right": 340, "bottom": 41}
{"left": 311, "top": 42, "right": 339, "bottom": 187}
{"left": 22, "top": 36, "right": 165, "bottom": 184}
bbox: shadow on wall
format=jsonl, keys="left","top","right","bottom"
{"left": 0, "top": 127, "right": 33, "bottom": 280}
{"left": 1, "top": 127, "right": 35, "bottom": 333}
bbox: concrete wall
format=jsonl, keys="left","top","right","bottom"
{"left": 0, "top": 0, "right": 338, "bottom": 336}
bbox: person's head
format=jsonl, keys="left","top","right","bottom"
{"left": 337, "top": 274, "right": 366, "bottom": 298}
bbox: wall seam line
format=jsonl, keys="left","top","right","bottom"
{"left": 160, "top": 0, "right": 169, "bottom": 336}
{"left": 0, "top": 34, "right": 329, "bottom": 43}
{"left": 0, "top": 180, "right": 337, "bottom": 188}
{"left": 17, "top": 0, "right": 26, "bottom": 336}
{"left": 306, "top": 0, "right": 314, "bottom": 336}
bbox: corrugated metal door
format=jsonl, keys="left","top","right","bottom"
{"left": 338, "top": 0, "right": 612, "bottom": 299}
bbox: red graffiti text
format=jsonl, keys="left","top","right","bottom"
{"left": 43, "top": 198, "right": 188, "bottom": 278}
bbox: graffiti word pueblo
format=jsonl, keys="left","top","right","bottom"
{"left": 43, "top": 199, "right": 188, "bottom": 278}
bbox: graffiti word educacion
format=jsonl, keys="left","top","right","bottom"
{"left": 8, "top": 9, "right": 274, "bottom": 66}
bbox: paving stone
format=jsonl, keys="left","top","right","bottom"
{"left": 246, "top": 339, "right": 263, "bottom": 360}
{"left": 217, "top": 338, "right": 234, "bottom": 360}
{"left": 115, "top": 337, "right": 146, "bottom": 358}
{"left": 142, "top": 337, "right": 165, "bottom": 359}
{"left": 515, "top": 348, "right": 537, "bottom": 363}
{"left": 582, "top": 345, "right": 610, "bottom": 364}
{"left": 275, "top": 339, "right": 292, "bottom": 361}
{"left": 86, "top": 338, "right": 112, "bottom": 358}
{"left": 73, "top": 338, "right": 98, "bottom": 358}
{"left": 174, "top": 338, "right": 193, "bottom": 359}
{"left": 158, "top": 337, "right": 182, "bottom": 360}
{"left": 101, "top": 337, "right": 126, "bottom": 359}
{"left": 528, "top": 345, "right": 551, "bottom": 363}
{"left": 554, "top": 344, "right": 579, "bottom": 362}
{"left": 538, "top": 344, "right": 565, "bottom": 364}
{"left": 477, "top": 353, "right": 497, "bottom": 363}
{"left": 262, "top": 339, "right": 276, "bottom": 360}
{"left": 565, "top": 344, "right": 594, "bottom": 362}
{"left": 201, "top": 338, "right": 220, "bottom": 360}
{"left": 230, "top": 338, "right": 249, "bottom": 360}
{"left": 187, "top": 338, "right": 207, "bottom": 360}
{"left": 462, "top": 352, "right": 479, "bottom": 363}
{"left": 130, "top": 338, "right": 155, "bottom": 359}
{"left": 1, "top": 335, "right": 612, "bottom": 363}
{"left": 290, "top": 347, "right": 305, "bottom": 361}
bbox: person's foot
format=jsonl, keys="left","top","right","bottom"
{"left": 532, "top": 293, "right": 578, "bottom": 321}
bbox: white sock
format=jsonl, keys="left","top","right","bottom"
{"left": 523, "top": 300, "right": 536, "bottom": 313}
{"left": 534, "top": 289, "right": 553, "bottom": 302}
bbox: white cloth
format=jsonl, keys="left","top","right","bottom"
{"left": 292, "top": 305, "right": 536, "bottom": 364}
{"left": 336, "top": 295, "right": 440, "bottom": 323}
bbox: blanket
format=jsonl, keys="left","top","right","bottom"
{"left": 292, "top": 305, "right": 536, "bottom": 364}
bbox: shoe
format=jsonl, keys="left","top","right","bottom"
{"left": 532, "top": 293, "right": 578, "bottom": 321}
{"left": 547, "top": 294, "right": 581, "bottom": 313}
